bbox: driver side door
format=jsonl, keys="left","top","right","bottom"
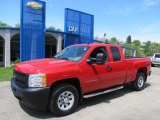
{"left": 82, "top": 46, "right": 112, "bottom": 93}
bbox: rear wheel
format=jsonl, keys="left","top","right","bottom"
{"left": 49, "top": 83, "right": 79, "bottom": 116}
{"left": 132, "top": 72, "right": 145, "bottom": 91}
{"left": 151, "top": 64, "right": 155, "bottom": 67}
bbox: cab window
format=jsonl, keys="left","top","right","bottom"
{"left": 89, "top": 47, "right": 109, "bottom": 62}
{"left": 110, "top": 46, "right": 121, "bottom": 61}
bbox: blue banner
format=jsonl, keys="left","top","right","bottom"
{"left": 20, "top": 0, "right": 46, "bottom": 62}
{"left": 64, "top": 8, "right": 94, "bottom": 47}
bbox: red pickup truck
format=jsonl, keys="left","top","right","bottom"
{"left": 11, "top": 44, "right": 151, "bottom": 116}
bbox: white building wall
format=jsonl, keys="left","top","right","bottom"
{"left": 56, "top": 33, "right": 63, "bottom": 52}
{"left": 4, "top": 29, "right": 11, "bottom": 67}
{"left": 0, "top": 28, "right": 64, "bottom": 67}
{"left": 46, "top": 32, "right": 63, "bottom": 52}
{"left": 10, "top": 30, "right": 19, "bottom": 38}
{"left": 0, "top": 30, "right": 5, "bottom": 67}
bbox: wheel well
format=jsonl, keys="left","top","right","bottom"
{"left": 50, "top": 78, "right": 82, "bottom": 96}
{"left": 137, "top": 67, "right": 147, "bottom": 81}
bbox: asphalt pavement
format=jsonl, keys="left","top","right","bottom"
{"left": 0, "top": 67, "right": 160, "bottom": 120}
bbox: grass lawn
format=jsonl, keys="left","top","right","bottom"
{"left": 0, "top": 67, "right": 13, "bottom": 82}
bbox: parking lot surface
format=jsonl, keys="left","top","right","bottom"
{"left": 0, "top": 67, "right": 160, "bottom": 120}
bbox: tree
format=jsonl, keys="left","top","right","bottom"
{"left": 109, "top": 37, "right": 119, "bottom": 44}
{"left": 126, "top": 35, "right": 132, "bottom": 44}
{"left": 133, "top": 40, "right": 141, "bottom": 47}
{"left": 142, "top": 41, "right": 152, "bottom": 56}
{"left": 56, "top": 28, "right": 62, "bottom": 31}
{"left": 15, "top": 23, "right": 20, "bottom": 28}
{"left": 47, "top": 26, "right": 56, "bottom": 30}
{"left": 132, "top": 40, "right": 144, "bottom": 57}
{"left": 105, "top": 39, "right": 109, "bottom": 43}
{"left": 135, "top": 47, "right": 145, "bottom": 57}
{"left": 47, "top": 26, "right": 62, "bottom": 31}
{"left": 0, "top": 21, "right": 11, "bottom": 27}
{"left": 150, "top": 42, "right": 160, "bottom": 53}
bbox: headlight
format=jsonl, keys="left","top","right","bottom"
{"left": 28, "top": 74, "right": 46, "bottom": 87}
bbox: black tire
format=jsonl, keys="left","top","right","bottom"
{"left": 151, "top": 64, "right": 155, "bottom": 67}
{"left": 132, "top": 72, "right": 146, "bottom": 91}
{"left": 49, "top": 83, "right": 79, "bottom": 117}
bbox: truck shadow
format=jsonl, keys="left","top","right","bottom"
{"left": 153, "top": 66, "right": 160, "bottom": 68}
{"left": 79, "top": 83, "right": 150, "bottom": 110}
{"left": 19, "top": 83, "right": 150, "bottom": 119}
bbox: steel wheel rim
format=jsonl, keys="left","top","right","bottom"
{"left": 57, "top": 91, "right": 75, "bottom": 111}
{"left": 138, "top": 76, "right": 144, "bottom": 88}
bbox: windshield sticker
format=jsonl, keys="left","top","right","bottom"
{"left": 84, "top": 47, "right": 87, "bottom": 51}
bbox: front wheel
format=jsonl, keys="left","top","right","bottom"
{"left": 49, "top": 83, "right": 79, "bottom": 116}
{"left": 132, "top": 72, "right": 146, "bottom": 91}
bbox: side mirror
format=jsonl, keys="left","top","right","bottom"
{"left": 86, "top": 58, "right": 92, "bottom": 64}
{"left": 96, "top": 53, "right": 105, "bottom": 64}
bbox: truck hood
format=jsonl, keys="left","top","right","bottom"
{"left": 14, "top": 58, "right": 76, "bottom": 74}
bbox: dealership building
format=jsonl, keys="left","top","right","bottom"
{"left": 0, "top": 0, "right": 95, "bottom": 67}
{"left": 0, "top": 27, "right": 65, "bottom": 67}
{"left": 0, "top": 0, "right": 95, "bottom": 68}
{"left": 0, "top": 27, "right": 103, "bottom": 67}
{"left": 0, "top": 0, "right": 135, "bottom": 67}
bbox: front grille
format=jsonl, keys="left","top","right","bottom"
{"left": 14, "top": 71, "right": 29, "bottom": 88}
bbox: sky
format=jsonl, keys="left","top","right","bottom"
{"left": 0, "top": 0, "right": 160, "bottom": 42}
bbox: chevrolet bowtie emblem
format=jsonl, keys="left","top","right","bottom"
{"left": 26, "top": 1, "right": 42, "bottom": 10}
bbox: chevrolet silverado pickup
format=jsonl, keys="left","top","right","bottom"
{"left": 11, "top": 44, "right": 151, "bottom": 116}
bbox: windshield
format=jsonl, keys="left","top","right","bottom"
{"left": 54, "top": 46, "right": 89, "bottom": 62}
{"left": 155, "top": 54, "right": 160, "bottom": 58}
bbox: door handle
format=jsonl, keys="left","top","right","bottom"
{"left": 106, "top": 66, "right": 112, "bottom": 71}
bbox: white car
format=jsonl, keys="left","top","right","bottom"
{"left": 151, "top": 53, "right": 160, "bottom": 67}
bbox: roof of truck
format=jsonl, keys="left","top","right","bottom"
{"left": 72, "top": 43, "right": 118, "bottom": 47}
{"left": 71, "top": 43, "right": 135, "bottom": 51}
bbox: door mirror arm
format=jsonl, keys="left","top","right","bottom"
{"left": 87, "top": 58, "right": 92, "bottom": 64}
{"left": 87, "top": 58, "right": 96, "bottom": 64}
{"left": 87, "top": 53, "right": 105, "bottom": 65}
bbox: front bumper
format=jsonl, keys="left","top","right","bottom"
{"left": 11, "top": 78, "right": 50, "bottom": 110}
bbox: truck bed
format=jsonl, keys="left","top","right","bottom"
{"left": 125, "top": 57, "right": 151, "bottom": 83}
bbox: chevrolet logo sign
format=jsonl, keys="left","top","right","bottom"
{"left": 26, "top": 1, "right": 42, "bottom": 10}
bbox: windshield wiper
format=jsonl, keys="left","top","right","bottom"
{"left": 53, "top": 56, "right": 57, "bottom": 59}
{"left": 53, "top": 56, "right": 70, "bottom": 61}
{"left": 59, "top": 58, "right": 70, "bottom": 61}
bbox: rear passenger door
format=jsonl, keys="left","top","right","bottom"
{"left": 106, "top": 46, "right": 126, "bottom": 86}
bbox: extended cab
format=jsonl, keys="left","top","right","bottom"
{"left": 11, "top": 44, "right": 151, "bottom": 116}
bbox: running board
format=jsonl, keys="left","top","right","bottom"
{"left": 83, "top": 86, "right": 124, "bottom": 98}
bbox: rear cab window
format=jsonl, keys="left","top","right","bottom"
{"left": 110, "top": 46, "right": 121, "bottom": 61}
